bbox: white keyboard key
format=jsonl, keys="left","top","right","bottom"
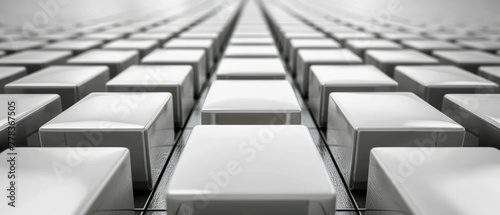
{"left": 224, "top": 45, "right": 279, "bottom": 58}
{"left": 288, "top": 39, "right": 341, "bottom": 70}
{"left": 0, "top": 50, "right": 72, "bottom": 73}
{"left": 366, "top": 147, "right": 500, "bottom": 215}
{"left": 296, "top": 49, "right": 363, "bottom": 96}
{"left": 43, "top": 40, "right": 103, "bottom": 55}
{"left": 103, "top": 39, "right": 158, "bottom": 58}
{"left": 457, "top": 40, "right": 500, "bottom": 53}
{"left": 433, "top": 50, "right": 500, "bottom": 73}
{"left": 282, "top": 32, "right": 325, "bottom": 60}
{"left": 0, "top": 94, "right": 61, "bottom": 150}
{"left": 0, "top": 67, "right": 26, "bottom": 93}
{"left": 66, "top": 50, "right": 139, "bottom": 77}
{"left": 0, "top": 147, "right": 134, "bottom": 214}
{"left": 5, "top": 66, "right": 110, "bottom": 109}
{"left": 443, "top": 94, "right": 500, "bottom": 148}
{"left": 0, "top": 51, "right": 4, "bottom": 57}
{"left": 379, "top": 32, "right": 425, "bottom": 42}
{"left": 479, "top": 66, "right": 500, "bottom": 85}
{"left": 345, "top": 39, "right": 402, "bottom": 57}
{"left": 428, "top": 33, "right": 484, "bottom": 41}
{"left": 128, "top": 32, "right": 174, "bottom": 43}
{"left": 365, "top": 49, "right": 439, "bottom": 77}
{"left": 202, "top": 80, "right": 301, "bottom": 124}
{"left": 36, "top": 33, "right": 77, "bottom": 42}
{"left": 395, "top": 65, "right": 498, "bottom": 109}
{"left": 79, "top": 32, "right": 125, "bottom": 42}
{"left": 401, "top": 40, "right": 462, "bottom": 55}
{"left": 309, "top": 65, "right": 397, "bottom": 127}
{"left": 142, "top": 49, "right": 206, "bottom": 95}
{"left": 216, "top": 58, "right": 286, "bottom": 80}
{"left": 178, "top": 32, "right": 221, "bottom": 51}
{"left": 0, "top": 40, "right": 46, "bottom": 54}
{"left": 232, "top": 31, "right": 272, "bottom": 38}
{"left": 106, "top": 65, "right": 194, "bottom": 128}
{"left": 167, "top": 125, "right": 336, "bottom": 215}
{"left": 163, "top": 39, "right": 216, "bottom": 70}
{"left": 229, "top": 37, "right": 274, "bottom": 45}
{"left": 331, "top": 32, "right": 376, "bottom": 45}
{"left": 327, "top": 92, "right": 464, "bottom": 189}
{"left": 39, "top": 92, "right": 174, "bottom": 189}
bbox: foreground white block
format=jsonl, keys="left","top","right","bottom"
{"left": 167, "top": 125, "right": 336, "bottom": 215}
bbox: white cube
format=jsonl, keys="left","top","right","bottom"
{"left": 327, "top": 92, "right": 464, "bottom": 189}
{"left": 366, "top": 147, "right": 500, "bottom": 215}
{"left": 216, "top": 58, "right": 286, "bottom": 80}
{"left": 39, "top": 92, "right": 175, "bottom": 190}
{"left": 202, "top": 80, "right": 301, "bottom": 124}
{"left": 308, "top": 65, "right": 397, "bottom": 127}
{"left": 167, "top": 125, "right": 336, "bottom": 215}
{"left": 106, "top": 65, "right": 194, "bottom": 128}
{"left": 0, "top": 147, "right": 134, "bottom": 214}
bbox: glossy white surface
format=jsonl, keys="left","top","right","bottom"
{"left": 66, "top": 50, "right": 139, "bottom": 77}
{"left": 0, "top": 94, "right": 61, "bottom": 149}
{"left": 216, "top": 58, "right": 286, "bottom": 79}
{"left": 0, "top": 50, "right": 71, "bottom": 64}
{"left": 5, "top": 66, "right": 110, "bottom": 109}
{"left": 80, "top": 32, "right": 124, "bottom": 41}
{"left": 296, "top": 49, "right": 363, "bottom": 96}
{"left": 401, "top": 40, "right": 462, "bottom": 54}
{"left": 366, "top": 147, "right": 500, "bottom": 215}
{"left": 479, "top": 66, "right": 500, "bottom": 85}
{"left": 0, "top": 148, "right": 134, "bottom": 215}
{"left": 458, "top": 40, "right": 500, "bottom": 52}
{"left": 395, "top": 66, "right": 499, "bottom": 108}
{"left": 433, "top": 50, "right": 500, "bottom": 72}
{"left": 178, "top": 32, "right": 222, "bottom": 53}
{"left": 103, "top": 39, "right": 158, "bottom": 57}
{"left": 163, "top": 39, "right": 215, "bottom": 68}
{"left": 128, "top": 32, "right": 174, "bottom": 43}
{"left": 6, "top": 65, "right": 109, "bottom": 86}
{"left": 142, "top": 49, "right": 206, "bottom": 94}
{"left": 281, "top": 31, "right": 325, "bottom": 57}
{"left": 43, "top": 40, "right": 103, "bottom": 55}
{"left": 308, "top": 65, "right": 397, "bottom": 127}
{"left": 202, "top": 80, "right": 301, "bottom": 124}
{"left": 330, "top": 92, "right": 463, "bottom": 130}
{"left": 365, "top": 49, "right": 439, "bottom": 76}
{"left": 39, "top": 92, "right": 175, "bottom": 189}
{"left": 345, "top": 39, "right": 402, "bottom": 57}
{"left": 167, "top": 125, "right": 336, "bottom": 215}
{"left": 229, "top": 37, "right": 274, "bottom": 45}
{"left": 434, "top": 50, "right": 500, "bottom": 63}
{"left": 0, "top": 66, "right": 27, "bottom": 93}
{"left": 332, "top": 32, "right": 375, "bottom": 44}
{"left": 380, "top": 32, "right": 424, "bottom": 41}
{"left": 443, "top": 94, "right": 500, "bottom": 148}
{"left": 0, "top": 50, "right": 72, "bottom": 73}
{"left": 224, "top": 45, "right": 279, "bottom": 58}
{"left": 106, "top": 65, "right": 194, "bottom": 127}
{"left": 0, "top": 40, "right": 45, "bottom": 53}
{"left": 327, "top": 92, "right": 464, "bottom": 189}
{"left": 288, "top": 39, "right": 341, "bottom": 69}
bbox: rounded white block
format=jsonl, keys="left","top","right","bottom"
{"left": 366, "top": 147, "right": 500, "bottom": 215}
{"left": 327, "top": 92, "right": 465, "bottom": 189}
{"left": 202, "top": 80, "right": 301, "bottom": 125}
{"left": 0, "top": 147, "right": 134, "bottom": 215}
{"left": 39, "top": 92, "right": 175, "bottom": 190}
{"left": 215, "top": 58, "right": 286, "bottom": 80}
{"left": 167, "top": 125, "right": 336, "bottom": 215}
